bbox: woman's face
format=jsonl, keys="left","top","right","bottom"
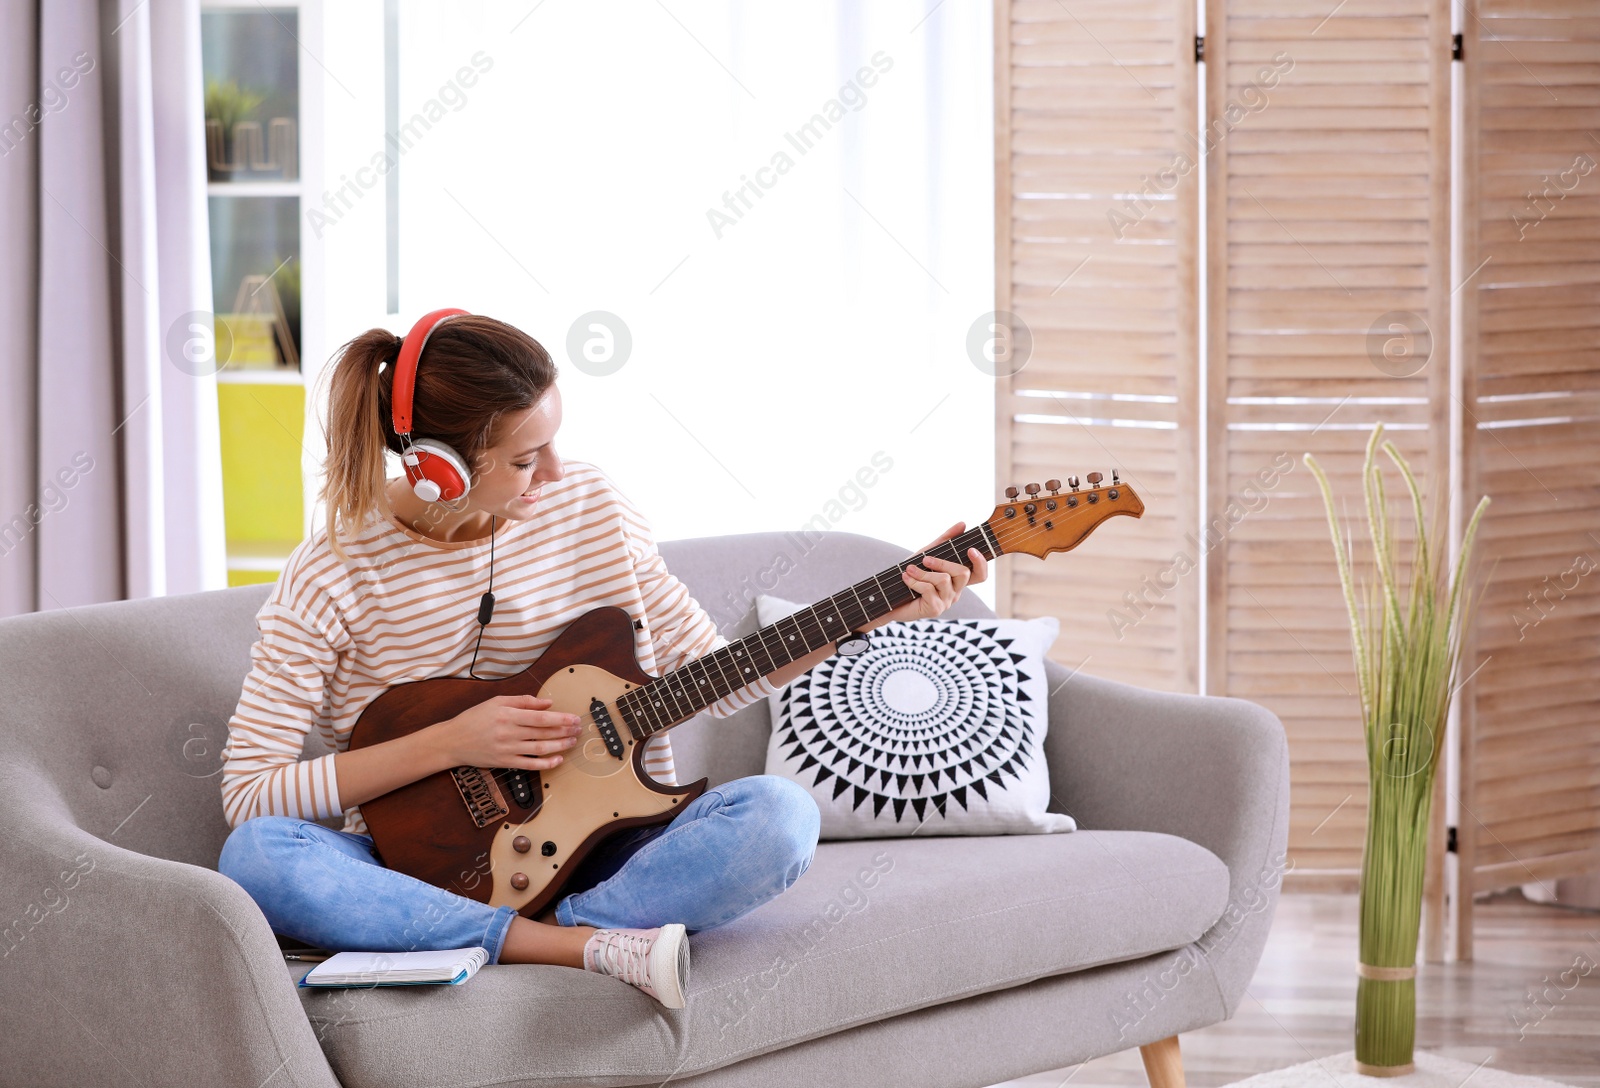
{"left": 469, "top": 383, "right": 565, "bottom": 520}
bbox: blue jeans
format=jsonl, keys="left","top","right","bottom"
{"left": 218, "top": 774, "right": 821, "bottom": 965}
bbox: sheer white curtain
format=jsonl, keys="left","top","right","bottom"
{"left": 0, "top": 0, "right": 227, "bottom": 618}
{"left": 319, "top": 1, "right": 993, "bottom": 577}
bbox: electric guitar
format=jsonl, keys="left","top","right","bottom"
{"left": 347, "top": 473, "right": 1143, "bottom": 917}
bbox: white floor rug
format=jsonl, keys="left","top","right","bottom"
{"left": 1221, "top": 1051, "right": 1576, "bottom": 1088}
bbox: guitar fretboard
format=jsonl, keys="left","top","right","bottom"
{"left": 615, "top": 524, "right": 1000, "bottom": 740}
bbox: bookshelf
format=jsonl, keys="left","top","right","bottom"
{"left": 200, "top": 2, "right": 321, "bottom": 585}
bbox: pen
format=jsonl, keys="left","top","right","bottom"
{"left": 283, "top": 952, "right": 332, "bottom": 962}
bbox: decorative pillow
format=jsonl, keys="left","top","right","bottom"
{"left": 756, "top": 594, "right": 1076, "bottom": 840}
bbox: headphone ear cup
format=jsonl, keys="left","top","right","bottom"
{"left": 406, "top": 439, "right": 473, "bottom": 503}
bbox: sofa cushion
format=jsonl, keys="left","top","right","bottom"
{"left": 293, "top": 829, "right": 1229, "bottom": 1088}
{"left": 656, "top": 531, "right": 1001, "bottom": 789}
{"left": 757, "top": 593, "right": 1076, "bottom": 839}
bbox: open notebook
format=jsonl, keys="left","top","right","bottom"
{"left": 299, "top": 947, "right": 489, "bottom": 988}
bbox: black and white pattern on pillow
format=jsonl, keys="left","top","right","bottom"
{"left": 757, "top": 594, "right": 1076, "bottom": 840}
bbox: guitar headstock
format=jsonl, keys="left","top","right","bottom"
{"left": 984, "top": 472, "right": 1143, "bottom": 559}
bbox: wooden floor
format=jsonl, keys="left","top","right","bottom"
{"left": 988, "top": 891, "right": 1600, "bottom": 1088}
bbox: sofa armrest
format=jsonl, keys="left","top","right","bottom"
{"left": 1041, "top": 661, "right": 1291, "bottom": 1013}
{"left": 0, "top": 764, "right": 339, "bottom": 1088}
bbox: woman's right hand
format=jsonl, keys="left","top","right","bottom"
{"left": 429, "top": 694, "right": 581, "bottom": 770}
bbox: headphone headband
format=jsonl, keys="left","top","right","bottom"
{"left": 391, "top": 307, "right": 469, "bottom": 436}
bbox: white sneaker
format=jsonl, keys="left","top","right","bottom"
{"left": 582, "top": 924, "right": 690, "bottom": 1009}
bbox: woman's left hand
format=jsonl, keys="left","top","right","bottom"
{"left": 872, "top": 522, "right": 988, "bottom": 627}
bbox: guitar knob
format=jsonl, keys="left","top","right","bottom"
{"left": 1086, "top": 471, "right": 1104, "bottom": 486}
{"left": 1005, "top": 486, "right": 1019, "bottom": 500}
{"left": 510, "top": 872, "right": 529, "bottom": 891}
{"left": 541, "top": 840, "right": 558, "bottom": 856}
{"left": 1046, "top": 479, "right": 1061, "bottom": 494}
{"left": 1024, "top": 482, "right": 1041, "bottom": 497}
{"left": 512, "top": 836, "right": 531, "bottom": 854}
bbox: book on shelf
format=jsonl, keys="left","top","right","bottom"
{"left": 298, "top": 947, "right": 489, "bottom": 988}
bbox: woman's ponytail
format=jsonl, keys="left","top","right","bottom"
{"left": 318, "top": 328, "right": 402, "bottom": 561}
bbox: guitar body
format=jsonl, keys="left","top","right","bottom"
{"left": 347, "top": 606, "right": 706, "bottom": 919}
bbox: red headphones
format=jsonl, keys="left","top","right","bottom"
{"left": 392, "top": 307, "right": 472, "bottom": 503}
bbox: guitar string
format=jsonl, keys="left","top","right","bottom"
{"left": 626, "top": 494, "right": 1126, "bottom": 730}
{"left": 485, "top": 491, "right": 1126, "bottom": 813}
{"left": 486, "top": 531, "right": 987, "bottom": 794}
{"left": 628, "top": 528, "right": 991, "bottom": 724}
{"left": 592, "top": 492, "right": 1129, "bottom": 748}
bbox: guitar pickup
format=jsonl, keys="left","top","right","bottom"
{"left": 590, "top": 696, "right": 624, "bottom": 759}
{"left": 504, "top": 769, "right": 538, "bottom": 809}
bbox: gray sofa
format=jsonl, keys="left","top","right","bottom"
{"left": 0, "top": 530, "right": 1289, "bottom": 1088}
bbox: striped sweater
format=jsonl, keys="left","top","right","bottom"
{"left": 220, "top": 460, "right": 780, "bottom": 834}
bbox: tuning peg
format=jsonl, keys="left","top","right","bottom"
{"left": 1086, "top": 471, "right": 1103, "bottom": 486}
{"left": 1024, "top": 482, "right": 1041, "bottom": 498}
{"left": 1005, "top": 486, "right": 1019, "bottom": 500}
{"left": 1068, "top": 476, "right": 1079, "bottom": 491}
{"left": 1046, "top": 479, "right": 1061, "bottom": 494}
{"left": 1112, "top": 469, "right": 1120, "bottom": 485}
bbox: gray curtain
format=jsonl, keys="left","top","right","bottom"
{"left": 0, "top": 0, "right": 226, "bottom": 618}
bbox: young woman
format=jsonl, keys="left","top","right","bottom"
{"left": 216, "top": 311, "right": 986, "bottom": 1008}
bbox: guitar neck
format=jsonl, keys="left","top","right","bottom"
{"left": 616, "top": 524, "right": 1001, "bottom": 742}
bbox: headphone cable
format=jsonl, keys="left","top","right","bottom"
{"left": 468, "top": 514, "right": 496, "bottom": 678}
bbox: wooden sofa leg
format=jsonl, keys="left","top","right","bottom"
{"left": 1138, "top": 1035, "right": 1185, "bottom": 1088}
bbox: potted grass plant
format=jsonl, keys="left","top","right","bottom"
{"left": 203, "top": 78, "right": 266, "bottom": 180}
{"left": 1303, "top": 425, "right": 1489, "bottom": 1077}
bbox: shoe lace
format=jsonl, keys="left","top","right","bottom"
{"left": 594, "top": 930, "right": 654, "bottom": 990}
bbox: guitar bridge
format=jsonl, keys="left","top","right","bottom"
{"left": 451, "top": 766, "right": 510, "bottom": 828}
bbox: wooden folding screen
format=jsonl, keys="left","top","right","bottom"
{"left": 1203, "top": 0, "right": 1452, "bottom": 887}
{"left": 996, "top": 0, "right": 1596, "bottom": 929}
{"left": 1457, "top": 0, "right": 1600, "bottom": 958}
{"left": 994, "top": 0, "right": 1200, "bottom": 696}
